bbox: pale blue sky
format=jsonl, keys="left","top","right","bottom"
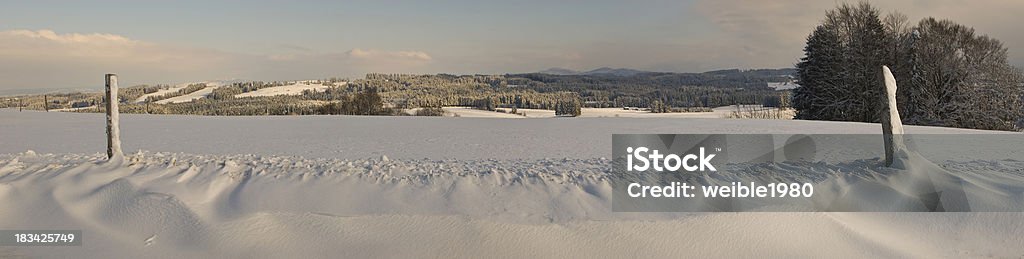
{"left": 1, "top": 0, "right": 1022, "bottom": 90}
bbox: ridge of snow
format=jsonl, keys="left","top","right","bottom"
{"left": 1, "top": 150, "right": 1022, "bottom": 257}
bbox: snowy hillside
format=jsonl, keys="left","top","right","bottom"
{"left": 234, "top": 81, "right": 341, "bottom": 98}
{"left": 138, "top": 80, "right": 241, "bottom": 104}
{"left": 156, "top": 85, "right": 220, "bottom": 104}
{"left": 134, "top": 83, "right": 188, "bottom": 103}
{"left": 140, "top": 80, "right": 342, "bottom": 104}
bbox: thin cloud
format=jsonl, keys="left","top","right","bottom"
{"left": 0, "top": 30, "right": 436, "bottom": 89}
{"left": 0, "top": 29, "right": 247, "bottom": 89}
{"left": 0, "top": 29, "right": 227, "bottom": 64}
{"left": 345, "top": 48, "right": 432, "bottom": 62}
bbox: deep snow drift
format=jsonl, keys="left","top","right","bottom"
{"left": 0, "top": 110, "right": 1022, "bottom": 258}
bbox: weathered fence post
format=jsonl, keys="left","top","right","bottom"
{"left": 43, "top": 95, "right": 48, "bottom": 112}
{"left": 105, "top": 74, "right": 123, "bottom": 159}
{"left": 881, "top": 66, "right": 905, "bottom": 167}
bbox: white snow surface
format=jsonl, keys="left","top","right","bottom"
{"left": 1, "top": 109, "right": 1013, "bottom": 160}
{"left": 136, "top": 80, "right": 240, "bottom": 104}
{"left": 134, "top": 84, "right": 188, "bottom": 103}
{"left": 1, "top": 109, "right": 1023, "bottom": 258}
{"left": 155, "top": 85, "right": 219, "bottom": 104}
{"left": 234, "top": 82, "right": 342, "bottom": 98}
{"left": 444, "top": 105, "right": 790, "bottom": 119}
{"left": 149, "top": 80, "right": 248, "bottom": 104}
{"left": 768, "top": 82, "right": 800, "bottom": 90}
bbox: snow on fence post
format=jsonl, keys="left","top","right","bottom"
{"left": 881, "top": 66, "right": 906, "bottom": 167}
{"left": 105, "top": 74, "right": 123, "bottom": 159}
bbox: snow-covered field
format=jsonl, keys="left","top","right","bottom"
{"left": 139, "top": 80, "right": 240, "bottom": 104}
{"left": 134, "top": 83, "right": 188, "bottom": 103}
{"left": 138, "top": 80, "right": 342, "bottom": 104}
{"left": 0, "top": 109, "right": 1004, "bottom": 159}
{"left": 156, "top": 85, "right": 220, "bottom": 104}
{"left": 443, "top": 105, "right": 789, "bottom": 119}
{"left": 234, "top": 82, "right": 341, "bottom": 98}
{"left": 768, "top": 82, "right": 800, "bottom": 90}
{"left": 1, "top": 109, "right": 1022, "bottom": 258}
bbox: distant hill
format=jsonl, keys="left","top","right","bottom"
{"left": 537, "top": 68, "right": 580, "bottom": 75}
{"left": 705, "top": 68, "right": 797, "bottom": 77}
{"left": 5, "top": 69, "right": 799, "bottom": 116}
{"left": 581, "top": 67, "right": 648, "bottom": 76}
{"left": 538, "top": 67, "right": 650, "bottom": 76}
{"left": 537, "top": 67, "right": 796, "bottom": 78}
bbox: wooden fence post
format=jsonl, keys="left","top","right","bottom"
{"left": 881, "top": 66, "right": 905, "bottom": 167}
{"left": 106, "top": 74, "right": 123, "bottom": 159}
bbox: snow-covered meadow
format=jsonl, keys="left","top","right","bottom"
{"left": 1, "top": 109, "right": 1023, "bottom": 258}
{"left": 133, "top": 80, "right": 339, "bottom": 105}
{"left": 441, "top": 105, "right": 790, "bottom": 119}
{"left": 233, "top": 81, "right": 341, "bottom": 98}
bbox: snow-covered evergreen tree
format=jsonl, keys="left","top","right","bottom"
{"left": 794, "top": 24, "right": 848, "bottom": 120}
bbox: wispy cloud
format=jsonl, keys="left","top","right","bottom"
{"left": 0, "top": 29, "right": 436, "bottom": 89}
{"left": 0, "top": 29, "right": 229, "bottom": 64}
{"left": 0, "top": 29, "right": 239, "bottom": 89}
{"left": 345, "top": 48, "right": 432, "bottom": 62}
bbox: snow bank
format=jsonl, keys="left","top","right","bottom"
{"left": 1, "top": 151, "right": 1022, "bottom": 258}
{"left": 1, "top": 110, "right": 1023, "bottom": 257}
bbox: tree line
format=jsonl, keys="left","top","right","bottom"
{"left": 3, "top": 69, "right": 795, "bottom": 117}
